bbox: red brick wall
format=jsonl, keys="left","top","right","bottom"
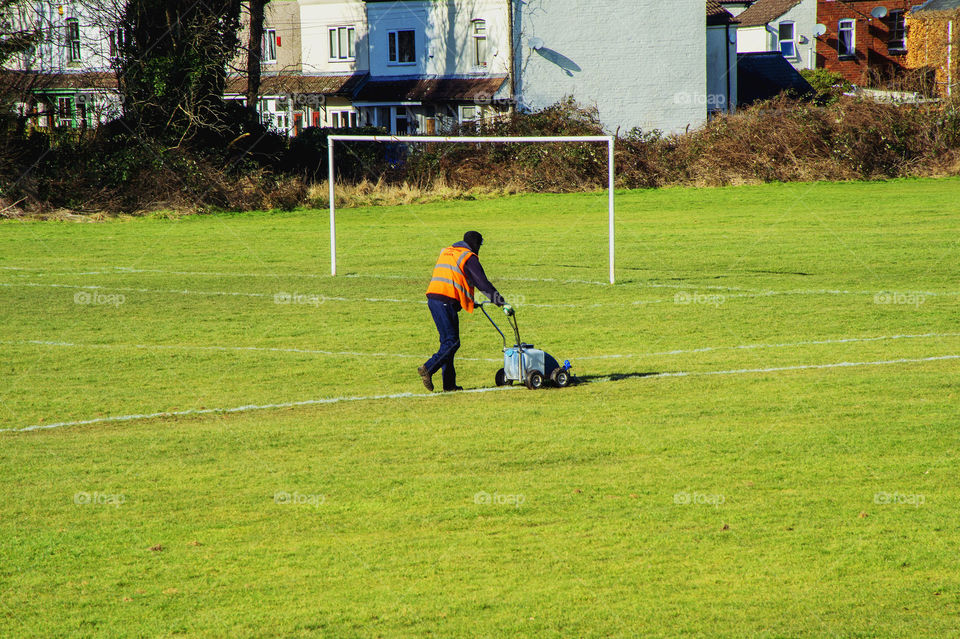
{"left": 816, "top": 0, "right": 914, "bottom": 84}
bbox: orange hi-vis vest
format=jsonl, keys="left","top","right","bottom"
{"left": 426, "top": 245, "right": 476, "bottom": 312}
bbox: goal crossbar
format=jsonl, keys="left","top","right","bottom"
{"left": 327, "top": 134, "right": 616, "bottom": 284}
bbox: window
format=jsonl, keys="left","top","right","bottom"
{"left": 262, "top": 29, "right": 277, "bottom": 64}
{"left": 57, "top": 97, "right": 73, "bottom": 127}
{"left": 459, "top": 104, "right": 480, "bottom": 124}
{"left": 838, "top": 19, "right": 856, "bottom": 58}
{"left": 66, "top": 18, "right": 80, "bottom": 62}
{"left": 887, "top": 10, "right": 906, "bottom": 52}
{"left": 108, "top": 29, "right": 125, "bottom": 58}
{"left": 330, "top": 110, "right": 358, "bottom": 128}
{"left": 472, "top": 19, "right": 487, "bottom": 68}
{"left": 778, "top": 21, "right": 796, "bottom": 58}
{"left": 329, "top": 26, "right": 356, "bottom": 60}
{"left": 388, "top": 29, "right": 415, "bottom": 64}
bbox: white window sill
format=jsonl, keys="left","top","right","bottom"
{"left": 328, "top": 58, "right": 357, "bottom": 63}
{"left": 387, "top": 62, "right": 417, "bottom": 66}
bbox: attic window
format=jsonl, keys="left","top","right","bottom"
{"left": 778, "top": 21, "right": 796, "bottom": 59}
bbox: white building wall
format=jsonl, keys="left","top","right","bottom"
{"left": 300, "top": 0, "right": 369, "bottom": 75}
{"left": 364, "top": 0, "right": 508, "bottom": 77}
{"left": 779, "top": 0, "right": 817, "bottom": 71}
{"left": 736, "top": 25, "right": 771, "bottom": 53}
{"left": 513, "top": 0, "right": 705, "bottom": 134}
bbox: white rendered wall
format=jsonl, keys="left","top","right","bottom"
{"left": 365, "top": 0, "right": 508, "bottom": 78}
{"left": 737, "top": 26, "right": 771, "bottom": 53}
{"left": 514, "top": 0, "right": 706, "bottom": 134}
{"left": 300, "top": 0, "right": 369, "bottom": 74}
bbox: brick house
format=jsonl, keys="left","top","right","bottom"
{"left": 904, "top": 0, "right": 960, "bottom": 98}
{"left": 816, "top": 0, "right": 914, "bottom": 84}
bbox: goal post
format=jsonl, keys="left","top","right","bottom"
{"left": 327, "top": 134, "right": 616, "bottom": 284}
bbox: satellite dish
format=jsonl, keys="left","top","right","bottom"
{"left": 528, "top": 37, "right": 544, "bottom": 50}
{"left": 814, "top": 23, "right": 827, "bottom": 37}
{"left": 871, "top": 6, "right": 889, "bottom": 18}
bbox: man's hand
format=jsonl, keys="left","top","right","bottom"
{"left": 503, "top": 305, "right": 514, "bottom": 316}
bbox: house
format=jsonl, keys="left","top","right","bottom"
{"left": 904, "top": 0, "right": 960, "bottom": 97}
{"left": 5, "top": 0, "right": 121, "bottom": 129}
{"left": 357, "top": 0, "right": 509, "bottom": 134}
{"left": 707, "top": 1, "right": 740, "bottom": 114}
{"left": 228, "top": 0, "right": 307, "bottom": 134}
{"left": 816, "top": 0, "right": 913, "bottom": 85}
{"left": 511, "top": 0, "right": 706, "bottom": 134}
{"left": 736, "top": 0, "right": 818, "bottom": 71}
{"left": 6, "top": 0, "right": 725, "bottom": 137}
{"left": 298, "top": 0, "right": 369, "bottom": 127}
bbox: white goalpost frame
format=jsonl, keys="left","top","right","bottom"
{"left": 327, "top": 134, "right": 616, "bottom": 284}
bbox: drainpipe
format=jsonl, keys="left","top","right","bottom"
{"left": 507, "top": 0, "right": 516, "bottom": 113}
{"left": 949, "top": 19, "right": 954, "bottom": 98}
{"left": 725, "top": 23, "right": 732, "bottom": 113}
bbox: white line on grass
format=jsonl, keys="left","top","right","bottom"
{"left": 572, "top": 332, "right": 960, "bottom": 360}
{"left": 3, "top": 354, "right": 958, "bottom": 434}
{"left": 6, "top": 279, "right": 959, "bottom": 311}
{"left": 5, "top": 332, "right": 958, "bottom": 364}
{"left": 5, "top": 266, "right": 959, "bottom": 299}
{"left": 0, "top": 339, "right": 502, "bottom": 362}
{"left": 0, "top": 281, "right": 617, "bottom": 309}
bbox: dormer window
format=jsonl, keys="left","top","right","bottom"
{"left": 388, "top": 29, "right": 415, "bottom": 64}
{"left": 262, "top": 29, "right": 277, "bottom": 64}
{"left": 329, "top": 26, "right": 356, "bottom": 60}
{"left": 778, "top": 21, "right": 796, "bottom": 59}
{"left": 472, "top": 19, "right": 487, "bottom": 68}
{"left": 66, "top": 18, "right": 80, "bottom": 61}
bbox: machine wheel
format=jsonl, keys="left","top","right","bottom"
{"left": 495, "top": 368, "right": 512, "bottom": 387}
{"left": 525, "top": 370, "right": 544, "bottom": 390}
{"left": 551, "top": 368, "right": 570, "bottom": 388}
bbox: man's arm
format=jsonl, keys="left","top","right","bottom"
{"left": 463, "top": 254, "right": 506, "bottom": 306}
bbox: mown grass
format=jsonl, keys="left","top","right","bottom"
{"left": 1, "top": 177, "right": 959, "bottom": 637}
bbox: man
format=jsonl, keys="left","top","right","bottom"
{"left": 418, "top": 231, "right": 513, "bottom": 392}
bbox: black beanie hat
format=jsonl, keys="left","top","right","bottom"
{"left": 463, "top": 231, "right": 483, "bottom": 253}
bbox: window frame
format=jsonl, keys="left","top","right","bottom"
{"left": 328, "top": 25, "right": 356, "bottom": 61}
{"left": 57, "top": 96, "right": 74, "bottom": 128}
{"left": 459, "top": 104, "right": 481, "bottom": 124}
{"left": 262, "top": 28, "right": 277, "bottom": 64}
{"left": 387, "top": 29, "right": 416, "bottom": 65}
{"left": 65, "top": 18, "right": 81, "bottom": 62}
{"left": 887, "top": 10, "right": 906, "bottom": 53}
{"left": 472, "top": 19, "right": 488, "bottom": 69}
{"left": 778, "top": 21, "right": 797, "bottom": 59}
{"left": 838, "top": 18, "right": 856, "bottom": 59}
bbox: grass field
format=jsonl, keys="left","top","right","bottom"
{"left": 2, "top": 178, "right": 959, "bottom": 637}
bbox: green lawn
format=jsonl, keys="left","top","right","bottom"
{"left": 1, "top": 178, "right": 959, "bottom": 637}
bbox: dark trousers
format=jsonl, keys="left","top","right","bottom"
{"left": 424, "top": 298, "right": 461, "bottom": 390}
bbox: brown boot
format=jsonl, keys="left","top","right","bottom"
{"left": 417, "top": 365, "right": 434, "bottom": 391}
